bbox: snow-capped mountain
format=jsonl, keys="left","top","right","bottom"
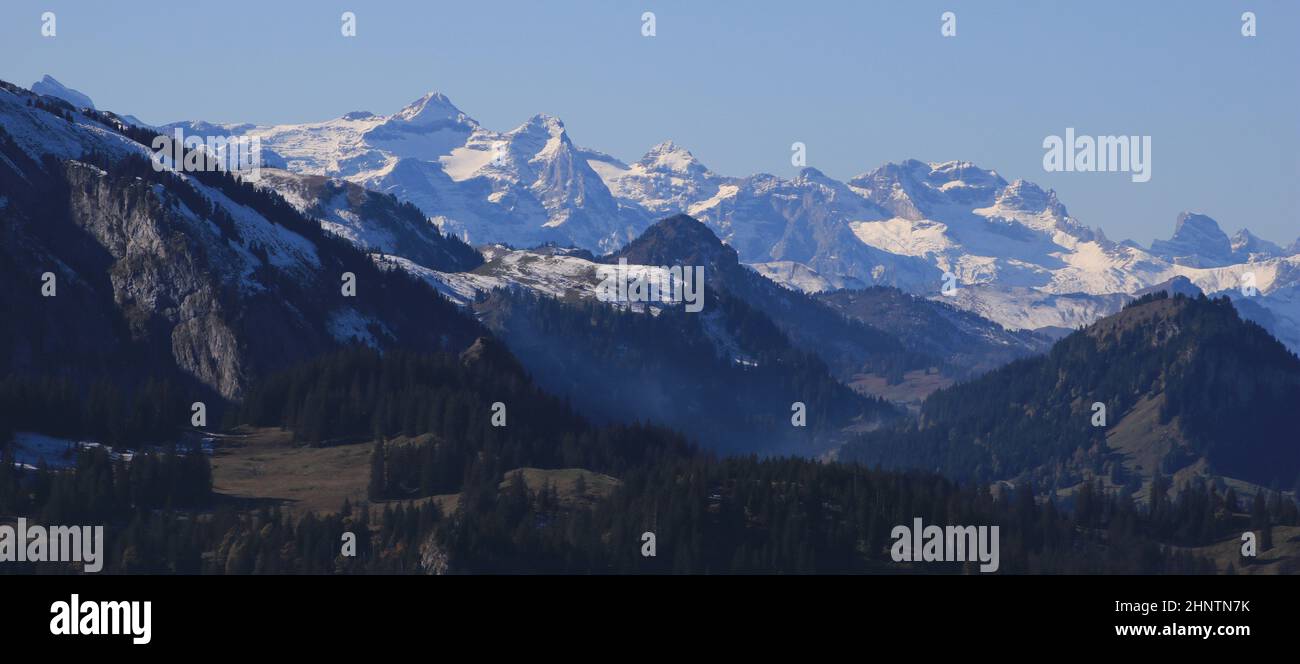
{"left": 583, "top": 140, "right": 727, "bottom": 216}
{"left": 162, "top": 87, "right": 1300, "bottom": 350}
{"left": 1150, "top": 212, "right": 1236, "bottom": 267}
{"left": 386, "top": 214, "right": 1050, "bottom": 412}
{"left": 584, "top": 145, "right": 1298, "bottom": 347}
{"left": 31, "top": 75, "right": 96, "bottom": 110}
{"left": 30, "top": 75, "right": 149, "bottom": 128}
{"left": 166, "top": 94, "right": 644, "bottom": 253}
{"left": 1230, "top": 228, "right": 1285, "bottom": 262}
{"left": 256, "top": 168, "right": 482, "bottom": 272}
{"left": 0, "top": 79, "right": 483, "bottom": 402}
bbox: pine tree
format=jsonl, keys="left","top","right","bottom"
{"left": 369, "top": 438, "right": 387, "bottom": 501}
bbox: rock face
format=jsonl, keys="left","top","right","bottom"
{"left": 420, "top": 533, "right": 450, "bottom": 575}
{"left": 31, "top": 75, "right": 96, "bottom": 110}
{"left": 0, "top": 81, "right": 486, "bottom": 403}
{"left": 1230, "top": 229, "right": 1284, "bottom": 262}
{"left": 1149, "top": 212, "right": 1235, "bottom": 267}
{"left": 60, "top": 161, "right": 250, "bottom": 397}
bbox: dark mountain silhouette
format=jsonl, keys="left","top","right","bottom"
{"left": 473, "top": 215, "right": 902, "bottom": 455}
{"left": 816, "top": 287, "right": 1052, "bottom": 378}
{"left": 842, "top": 291, "right": 1300, "bottom": 493}
{"left": 602, "top": 215, "right": 934, "bottom": 384}
{"left": 0, "top": 81, "right": 486, "bottom": 443}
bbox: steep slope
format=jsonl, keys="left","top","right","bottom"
{"left": 31, "top": 75, "right": 95, "bottom": 110}
{"left": 0, "top": 79, "right": 485, "bottom": 415}
{"left": 842, "top": 292, "right": 1300, "bottom": 493}
{"left": 397, "top": 214, "right": 1034, "bottom": 407}
{"left": 1231, "top": 228, "right": 1285, "bottom": 262}
{"left": 256, "top": 168, "right": 482, "bottom": 272}
{"left": 336, "top": 213, "right": 904, "bottom": 453}
{"left": 602, "top": 215, "right": 937, "bottom": 385}
{"left": 816, "top": 287, "right": 1052, "bottom": 377}
{"left": 474, "top": 287, "right": 893, "bottom": 456}
{"left": 397, "top": 214, "right": 936, "bottom": 385}
{"left": 1150, "top": 212, "right": 1236, "bottom": 267}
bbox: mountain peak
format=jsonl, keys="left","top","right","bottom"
{"left": 505, "top": 114, "right": 571, "bottom": 159}
{"left": 856, "top": 159, "right": 1005, "bottom": 190}
{"left": 797, "top": 166, "right": 829, "bottom": 180}
{"left": 1173, "top": 211, "right": 1223, "bottom": 234}
{"left": 845, "top": 289, "right": 1300, "bottom": 487}
{"left": 520, "top": 113, "right": 566, "bottom": 135}
{"left": 604, "top": 214, "right": 737, "bottom": 270}
{"left": 1133, "top": 275, "right": 1203, "bottom": 300}
{"left": 638, "top": 213, "right": 722, "bottom": 246}
{"left": 646, "top": 139, "right": 682, "bottom": 154}
{"left": 926, "top": 160, "right": 1006, "bottom": 189}
{"left": 390, "top": 91, "right": 472, "bottom": 127}
{"left": 851, "top": 159, "right": 1005, "bottom": 219}
{"left": 1230, "top": 228, "right": 1283, "bottom": 260}
{"left": 637, "top": 140, "right": 708, "bottom": 174}
{"left": 996, "top": 179, "right": 1052, "bottom": 210}
{"left": 1150, "top": 212, "right": 1233, "bottom": 267}
{"left": 31, "top": 75, "right": 95, "bottom": 110}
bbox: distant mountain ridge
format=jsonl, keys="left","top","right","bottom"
{"left": 18, "top": 75, "right": 1300, "bottom": 360}
{"left": 152, "top": 84, "right": 1300, "bottom": 354}
{"left": 842, "top": 291, "right": 1300, "bottom": 495}
{"left": 31, "top": 75, "right": 95, "bottom": 110}
{"left": 386, "top": 214, "right": 1049, "bottom": 416}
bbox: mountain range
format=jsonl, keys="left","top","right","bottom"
{"left": 842, "top": 291, "right": 1300, "bottom": 500}
{"left": 5, "top": 75, "right": 1298, "bottom": 483}
{"left": 156, "top": 83, "right": 1300, "bottom": 353}
{"left": 0, "top": 79, "right": 484, "bottom": 407}
{"left": 0, "top": 78, "right": 911, "bottom": 457}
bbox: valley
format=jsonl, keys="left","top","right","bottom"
{"left": 1, "top": 73, "right": 1298, "bottom": 575}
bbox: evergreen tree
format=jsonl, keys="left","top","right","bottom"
{"left": 369, "top": 438, "right": 387, "bottom": 501}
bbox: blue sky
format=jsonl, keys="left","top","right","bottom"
{"left": 2, "top": 0, "right": 1297, "bottom": 245}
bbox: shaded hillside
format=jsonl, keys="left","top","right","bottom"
{"left": 258, "top": 169, "right": 483, "bottom": 272}
{"left": 817, "top": 287, "right": 1052, "bottom": 377}
{"left": 233, "top": 341, "right": 696, "bottom": 498}
{"left": 603, "top": 214, "right": 936, "bottom": 384}
{"left": 0, "top": 82, "right": 485, "bottom": 443}
{"left": 475, "top": 287, "right": 895, "bottom": 455}
{"left": 842, "top": 292, "right": 1300, "bottom": 491}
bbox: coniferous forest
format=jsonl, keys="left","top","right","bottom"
{"left": 2, "top": 75, "right": 1299, "bottom": 577}
{"left": 4, "top": 327, "right": 1298, "bottom": 574}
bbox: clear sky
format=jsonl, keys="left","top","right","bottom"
{"left": 2, "top": 0, "right": 1297, "bottom": 245}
